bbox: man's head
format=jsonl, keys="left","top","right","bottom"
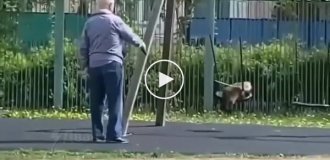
{"left": 97, "top": 0, "right": 115, "bottom": 12}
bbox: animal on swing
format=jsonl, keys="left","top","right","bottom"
{"left": 214, "top": 81, "right": 253, "bottom": 113}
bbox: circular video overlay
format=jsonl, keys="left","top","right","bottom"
{"left": 144, "top": 59, "right": 184, "bottom": 100}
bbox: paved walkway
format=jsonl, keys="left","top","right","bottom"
{"left": 1, "top": 118, "right": 330, "bottom": 155}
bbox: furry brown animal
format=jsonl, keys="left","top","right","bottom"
{"left": 215, "top": 81, "right": 253, "bottom": 113}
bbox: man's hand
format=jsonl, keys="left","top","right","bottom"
{"left": 139, "top": 42, "right": 147, "bottom": 55}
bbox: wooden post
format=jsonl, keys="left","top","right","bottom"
{"left": 122, "top": 0, "right": 165, "bottom": 136}
{"left": 54, "top": 0, "right": 65, "bottom": 108}
{"left": 203, "top": 0, "right": 215, "bottom": 110}
{"left": 155, "top": 0, "right": 176, "bottom": 126}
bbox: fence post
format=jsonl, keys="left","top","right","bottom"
{"left": 204, "top": 0, "right": 215, "bottom": 110}
{"left": 155, "top": 0, "right": 176, "bottom": 126}
{"left": 54, "top": 0, "right": 65, "bottom": 108}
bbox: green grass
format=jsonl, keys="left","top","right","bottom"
{"left": 1, "top": 109, "right": 330, "bottom": 128}
{"left": 0, "top": 149, "right": 179, "bottom": 160}
{"left": 0, "top": 149, "right": 314, "bottom": 160}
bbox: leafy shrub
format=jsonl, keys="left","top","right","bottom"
{"left": 0, "top": 38, "right": 329, "bottom": 113}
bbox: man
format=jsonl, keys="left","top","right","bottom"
{"left": 79, "top": 0, "right": 146, "bottom": 144}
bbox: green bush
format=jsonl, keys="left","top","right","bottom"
{"left": 0, "top": 38, "right": 329, "bottom": 113}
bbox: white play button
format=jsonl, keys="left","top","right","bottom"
{"left": 144, "top": 59, "right": 184, "bottom": 100}
{"left": 158, "top": 72, "right": 174, "bottom": 88}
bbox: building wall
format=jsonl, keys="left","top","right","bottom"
{"left": 194, "top": 0, "right": 330, "bottom": 20}
{"left": 194, "top": 0, "right": 275, "bottom": 19}
{"left": 319, "top": 3, "right": 330, "bottom": 20}
{"left": 229, "top": 0, "right": 275, "bottom": 19}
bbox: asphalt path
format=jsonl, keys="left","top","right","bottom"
{"left": 1, "top": 118, "right": 330, "bottom": 155}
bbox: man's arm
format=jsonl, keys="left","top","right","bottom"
{"left": 78, "top": 23, "right": 89, "bottom": 69}
{"left": 113, "top": 17, "right": 144, "bottom": 48}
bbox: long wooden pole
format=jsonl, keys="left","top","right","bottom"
{"left": 155, "top": 0, "right": 177, "bottom": 126}
{"left": 54, "top": 0, "right": 65, "bottom": 108}
{"left": 203, "top": 0, "right": 215, "bottom": 110}
{"left": 122, "top": 0, "right": 165, "bottom": 136}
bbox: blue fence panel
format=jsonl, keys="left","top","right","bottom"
{"left": 189, "top": 18, "right": 330, "bottom": 47}
{"left": 299, "top": 21, "right": 309, "bottom": 46}
{"left": 311, "top": 21, "right": 327, "bottom": 44}
{"left": 245, "top": 19, "right": 264, "bottom": 44}
{"left": 278, "top": 20, "right": 297, "bottom": 40}
{"left": 64, "top": 13, "right": 87, "bottom": 40}
{"left": 189, "top": 18, "right": 208, "bottom": 39}
{"left": 230, "top": 19, "right": 250, "bottom": 43}
{"left": 261, "top": 19, "right": 277, "bottom": 43}
{"left": 215, "top": 19, "right": 230, "bottom": 43}
{"left": 311, "top": 21, "right": 326, "bottom": 46}
{"left": 17, "top": 12, "right": 52, "bottom": 45}
{"left": 11, "top": 13, "right": 330, "bottom": 48}
{"left": 15, "top": 13, "right": 89, "bottom": 47}
{"left": 326, "top": 21, "right": 330, "bottom": 44}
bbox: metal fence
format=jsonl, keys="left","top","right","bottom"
{"left": 0, "top": 0, "right": 329, "bottom": 114}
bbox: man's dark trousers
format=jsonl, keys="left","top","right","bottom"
{"left": 88, "top": 61, "right": 123, "bottom": 140}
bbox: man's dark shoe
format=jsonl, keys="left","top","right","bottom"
{"left": 106, "top": 137, "right": 129, "bottom": 144}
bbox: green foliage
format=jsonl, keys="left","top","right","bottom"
{"left": 0, "top": 37, "right": 329, "bottom": 113}
{"left": 0, "top": 148, "right": 318, "bottom": 159}
{"left": 0, "top": 11, "right": 19, "bottom": 44}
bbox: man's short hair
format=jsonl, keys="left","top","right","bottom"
{"left": 97, "top": 0, "right": 115, "bottom": 7}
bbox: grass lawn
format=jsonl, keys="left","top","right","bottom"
{"left": 2, "top": 109, "right": 330, "bottom": 128}
{"left": 0, "top": 150, "right": 329, "bottom": 160}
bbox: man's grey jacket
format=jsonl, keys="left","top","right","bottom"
{"left": 79, "top": 9, "right": 144, "bottom": 68}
